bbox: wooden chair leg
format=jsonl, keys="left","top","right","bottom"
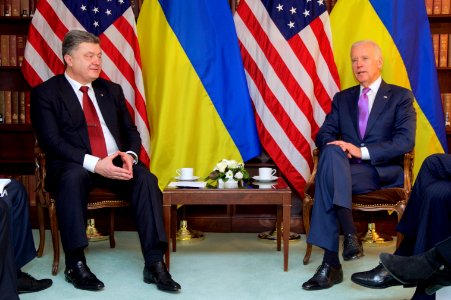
{"left": 36, "top": 203, "right": 45, "bottom": 257}
{"left": 302, "top": 199, "right": 313, "bottom": 265}
{"left": 109, "top": 208, "right": 116, "bottom": 248}
{"left": 48, "top": 201, "right": 60, "bottom": 275}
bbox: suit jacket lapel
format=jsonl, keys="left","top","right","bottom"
{"left": 365, "top": 80, "right": 390, "bottom": 137}
{"left": 58, "top": 76, "right": 91, "bottom": 150}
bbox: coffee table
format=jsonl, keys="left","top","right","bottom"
{"left": 162, "top": 178, "right": 292, "bottom": 271}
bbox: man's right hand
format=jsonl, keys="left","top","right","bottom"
{"left": 94, "top": 152, "right": 133, "bottom": 180}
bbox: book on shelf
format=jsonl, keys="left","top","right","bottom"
{"left": 433, "top": 33, "right": 440, "bottom": 67}
{"left": 426, "top": 0, "right": 434, "bottom": 14}
{"left": 433, "top": 0, "right": 442, "bottom": 14}
{"left": 20, "top": 0, "right": 28, "bottom": 16}
{"left": 9, "top": 34, "right": 16, "bottom": 67}
{"left": 449, "top": 34, "right": 451, "bottom": 68}
{"left": 29, "top": 0, "right": 34, "bottom": 16}
{"left": 11, "top": 0, "right": 19, "bottom": 16}
{"left": 0, "top": 91, "right": 4, "bottom": 124}
{"left": 19, "top": 91, "right": 25, "bottom": 124}
{"left": 24, "top": 91, "right": 30, "bottom": 124}
{"left": 11, "top": 91, "right": 18, "bottom": 124}
{"left": 4, "top": 91, "right": 11, "bottom": 124}
{"left": 439, "top": 34, "right": 449, "bottom": 68}
{"left": 16, "top": 35, "right": 25, "bottom": 67}
{"left": 4, "top": 0, "right": 11, "bottom": 16}
{"left": 443, "top": 93, "right": 451, "bottom": 127}
{"left": 443, "top": 0, "right": 451, "bottom": 14}
{"left": 1, "top": 35, "right": 9, "bottom": 67}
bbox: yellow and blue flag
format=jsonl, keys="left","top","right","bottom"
{"left": 137, "top": 0, "right": 261, "bottom": 189}
{"left": 330, "top": 0, "right": 447, "bottom": 175}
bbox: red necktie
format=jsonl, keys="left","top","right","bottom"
{"left": 80, "top": 86, "right": 108, "bottom": 158}
{"left": 358, "top": 87, "right": 370, "bottom": 139}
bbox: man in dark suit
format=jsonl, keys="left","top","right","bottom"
{"left": 30, "top": 30, "right": 181, "bottom": 292}
{"left": 0, "top": 179, "right": 52, "bottom": 299}
{"left": 352, "top": 153, "right": 451, "bottom": 299}
{"left": 302, "top": 40, "right": 416, "bottom": 291}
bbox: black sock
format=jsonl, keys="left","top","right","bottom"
{"left": 323, "top": 249, "right": 340, "bottom": 269}
{"left": 144, "top": 249, "right": 164, "bottom": 268}
{"left": 335, "top": 205, "right": 356, "bottom": 235}
{"left": 65, "top": 247, "right": 86, "bottom": 269}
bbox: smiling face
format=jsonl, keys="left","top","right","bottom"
{"left": 64, "top": 42, "right": 102, "bottom": 85}
{"left": 351, "top": 41, "right": 383, "bottom": 87}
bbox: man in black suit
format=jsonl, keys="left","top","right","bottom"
{"left": 0, "top": 179, "right": 52, "bottom": 299}
{"left": 302, "top": 40, "right": 416, "bottom": 291}
{"left": 30, "top": 30, "right": 181, "bottom": 292}
{"left": 352, "top": 153, "right": 451, "bottom": 299}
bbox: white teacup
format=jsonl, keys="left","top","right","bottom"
{"left": 258, "top": 167, "right": 276, "bottom": 180}
{"left": 176, "top": 168, "right": 194, "bottom": 180}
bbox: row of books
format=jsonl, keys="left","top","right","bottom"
{"left": 432, "top": 33, "right": 451, "bottom": 68}
{"left": 0, "top": 0, "right": 35, "bottom": 17}
{"left": 0, "top": 90, "right": 31, "bottom": 125}
{"left": 426, "top": 0, "right": 451, "bottom": 14}
{"left": 0, "top": 34, "right": 26, "bottom": 67}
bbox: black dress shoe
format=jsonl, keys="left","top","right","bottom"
{"left": 342, "top": 234, "right": 364, "bottom": 261}
{"left": 64, "top": 261, "right": 105, "bottom": 291}
{"left": 143, "top": 261, "right": 181, "bottom": 292}
{"left": 351, "top": 263, "right": 405, "bottom": 289}
{"left": 302, "top": 262, "right": 343, "bottom": 290}
{"left": 17, "top": 271, "right": 53, "bottom": 294}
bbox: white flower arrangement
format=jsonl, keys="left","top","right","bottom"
{"left": 206, "top": 159, "right": 249, "bottom": 188}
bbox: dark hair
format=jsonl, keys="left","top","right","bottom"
{"left": 62, "top": 30, "right": 100, "bottom": 65}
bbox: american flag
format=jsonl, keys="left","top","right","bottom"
{"left": 234, "top": 0, "right": 340, "bottom": 195}
{"left": 22, "top": 0, "right": 150, "bottom": 166}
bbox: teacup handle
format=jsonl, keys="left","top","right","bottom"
{"left": 271, "top": 169, "right": 277, "bottom": 176}
{"left": 176, "top": 169, "right": 181, "bottom": 176}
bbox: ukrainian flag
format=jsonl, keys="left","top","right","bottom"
{"left": 330, "top": 0, "right": 447, "bottom": 175}
{"left": 137, "top": 0, "right": 261, "bottom": 189}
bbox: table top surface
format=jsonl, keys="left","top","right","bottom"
{"left": 163, "top": 177, "right": 291, "bottom": 193}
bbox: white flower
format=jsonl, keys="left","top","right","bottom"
{"left": 216, "top": 161, "right": 228, "bottom": 173}
{"left": 225, "top": 170, "right": 234, "bottom": 179}
{"left": 228, "top": 160, "right": 239, "bottom": 169}
{"left": 234, "top": 171, "right": 243, "bottom": 180}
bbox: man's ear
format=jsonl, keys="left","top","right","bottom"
{"left": 64, "top": 54, "right": 72, "bottom": 67}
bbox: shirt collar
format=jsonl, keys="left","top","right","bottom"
{"left": 360, "top": 76, "right": 382, "bottom": 95}
{"left": 64, "top": 72, "right": 94, "bottom": 93}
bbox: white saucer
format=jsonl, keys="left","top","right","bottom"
{"left": 175, "top": 176, "right": 200, "bottom": 181}
{"left": 252, "top": 176, "right": 278, "bottom": 183}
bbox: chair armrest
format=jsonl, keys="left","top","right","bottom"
{"left": 403, "top": 150, "right": 414, "bottom": 198}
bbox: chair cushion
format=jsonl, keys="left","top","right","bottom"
{"left": 87, "top": 188, "right": 129, "bottom": 209}
{"left": 352, "top": 188, "right": 407, "bottom": 205}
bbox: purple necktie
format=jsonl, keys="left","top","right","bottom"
{"left": 358, "top": 87, "right": 370, "bottom": 139}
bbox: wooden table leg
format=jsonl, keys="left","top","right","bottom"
{"left": 276, "top": 205, "right": 281, "bottom": 251}
{"left": 283, "top": 194, "right": 291, "bottom": 272}
{"left": 171, "top": 205, "right": 177, "bottom": 252}
{"left": 163, "top": 195, "right": 171, "bottom": 271}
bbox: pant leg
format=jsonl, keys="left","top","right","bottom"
{"left": 307, "top": 145, "right": 379, "bottom": 251}
{"left": 397, "top": 154, "right": 451, "bottom": 255}
{"left": 2, "top": 180, "right": 35, "bottom": 270}
{"left": 0, "top": 187, "right": 19, "bottom": 300}
{"left": 53, "top": 163, "right": 91, "bottom": 252}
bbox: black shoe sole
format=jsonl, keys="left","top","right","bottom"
{"left": 65, "top": 275, "right": 104, "bottom": 291}
{"left": 302, "top": 278, "right": 344, "bottom": 291}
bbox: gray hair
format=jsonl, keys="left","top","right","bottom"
{"left": 62, "top": 30, "right": 100, "bottom": 65}
{"left": 351, "top": 40, "right": 383, "bottom": 59}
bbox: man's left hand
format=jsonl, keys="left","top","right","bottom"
{"left": 327, "top": 141, "right": 362, "bottom": 159}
